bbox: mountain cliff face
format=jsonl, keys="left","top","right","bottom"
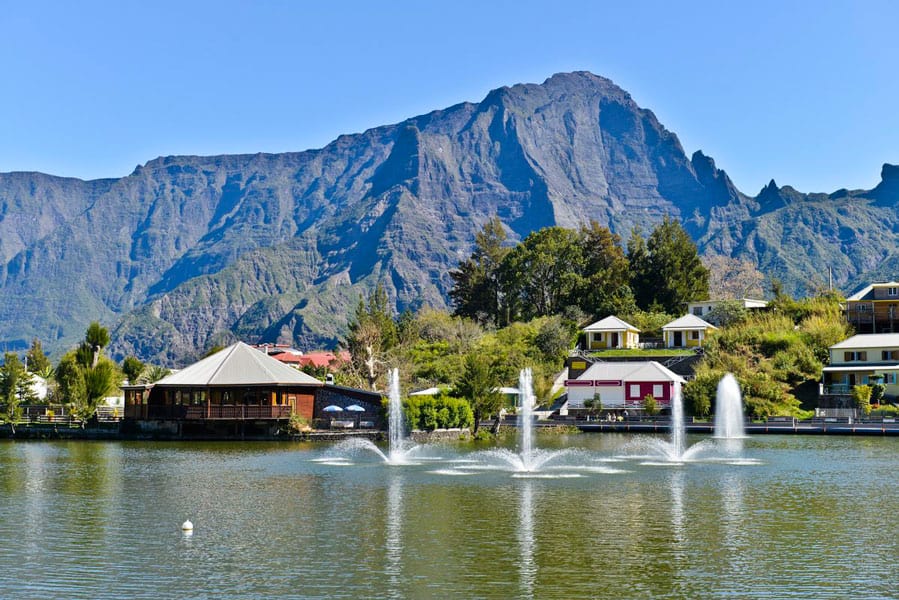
{"left": 1, "top": 71, "right": 897, "bottom": 364}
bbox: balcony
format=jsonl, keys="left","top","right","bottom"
{"left": 127, "top": 404, "right": 293, "bottom": 420}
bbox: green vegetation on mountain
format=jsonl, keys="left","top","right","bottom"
{"left": 0, "top": 72, "right": 896, "bottom": 365}
{"left": 451, "top": 218, "right": 704, "bottom": 328}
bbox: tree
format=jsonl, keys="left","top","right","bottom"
{"left": 85, "top": 321, "right": 110, "bottom": 368}
{"left": 583, "top": 392, "right": 602, "bottom": 419}
{"left": 1, "top": 353, "right": 36, "bottom": 430}
{"left": 852, "top": 385, "right": 872, "bottom": 416}
{"left": 643, "top": 394, "right": 659, "bottom": 416}
{"left": 533, "top": 315, "right": 576, "bottom": 367}
{"left": 55, "top": 323, "right": 121, "bottom": 423}
{"left": 703, "top": 254, "right": 766, "bottom": 300}
{"left": 629, "top": 217, "right": 710, "bottom": 314}
{"left": 450, "top": 217, "right": 510, "bottom": 325}
{"left": 25, "top": 338, "right": 52, "bottom": 374}
{"left": 577, "top": 221, "right": 636, "bottom": 316}
{"left": 500, "top": 227, "right": 584, "bottom": 321}
{"left": 453, "top": 352, "right": 503, "bottom": 434}
{"left": 122, "top": 356, "right": 145, "bottom": 384}
{"left": 345, "top": 283, "right": 398, "bottom": 389}
{"left": 144, "top": 365, "right": 171, "bottom": 383}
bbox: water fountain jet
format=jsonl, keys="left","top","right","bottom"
{"left": 714, "top": 373, "right": 746, "bottom": 439}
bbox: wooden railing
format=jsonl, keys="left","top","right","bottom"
{"left": 140, "top": 404, "right": 293, "bottom": 420}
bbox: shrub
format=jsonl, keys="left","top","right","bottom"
{"left": 870, "top": 383, "right": 886, "bottom": 405}
{"left": 852, "top": 385, "right": 872, "bottom": 416}
{"left": 643, "top": 394, "right": 659, "bottom": 416}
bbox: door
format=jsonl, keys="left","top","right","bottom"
{"left": 673, "top": 331, "right": 683, "bottom": 347}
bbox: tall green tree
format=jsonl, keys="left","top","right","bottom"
{"left": 629, "top": 217, "right": 709, "bottom": 314}
{"left": 453, "top": 352, "right": 503, "bottom": 434}
{"left": 56, "top": 323, "right": 120, "bottom": 423}
{"left": 450, "top": 217, "right": 510, "bottom": 325}
{"left": 25, "top": 338, "right": 52, "bottom": 374}
{"left": 85, "top": 321, "right": 111, "bottom": 368}
{"left": 345, "top": 283, "right": 398, "bottom": 389}
{"left": 1, "top": 353, "right": 36, "bottom": 429}
{"left": 122, "top": 356, "right": 146, "bottom": 384}
{"left": 500, "top": 226, "right": 584, "bottom": 321}
{"left": 576, "top": 221, "right": 637, "bottom": 317}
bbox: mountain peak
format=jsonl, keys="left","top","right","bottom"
{"left": 881, "top": 163, "right": 899, "bottom": 181}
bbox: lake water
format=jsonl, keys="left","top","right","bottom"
{"left": 0, "top": 434, "right": 896, "bottom": 599}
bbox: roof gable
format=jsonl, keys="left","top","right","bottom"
{"left": 663, "top": 314, "right": 717, "bottom": 330}
{"left": 577, "top": 360, "right": 685, "bottom": 383}
{"left": 155, "top": 342, "right": 323, "bottom": 387}
{"left": 583, "top": 315, "right": 640, "bottom": 332}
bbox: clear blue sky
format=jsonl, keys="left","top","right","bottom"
{"left": 2, "top": 0, "right": 897, "bottom": 194}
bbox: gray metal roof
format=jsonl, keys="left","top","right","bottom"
{"left": 154, "top": 342, "right": 324, "bottom": 387}
{"left": 583, "top": 315, "right": 640, "bottom": 332}
{"left": 830, "top": 333, "right": 899, "bottom": 350}
{"left": 662, "top": 314, "right": 717, "bottom": 331}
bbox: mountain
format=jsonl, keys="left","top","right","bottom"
{"left": 1, "top": 72, "right": 897, "bottom": 364}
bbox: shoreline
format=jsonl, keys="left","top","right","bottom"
{"left": 4, "top": 421, "right": 899, "bottom": 441}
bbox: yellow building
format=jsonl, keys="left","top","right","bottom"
{"left": 583, "top": 316, "right": 640, "bottom": 350}
{"left": 661, "top": 314, "right": 717, "bottom": 348}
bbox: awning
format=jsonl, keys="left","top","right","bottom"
{"left": 822, "top": 364, "right": 899, "bottom": 372}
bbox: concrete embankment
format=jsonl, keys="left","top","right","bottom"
{"left": 575, "top": 421, "right": 899, "bottom": 436}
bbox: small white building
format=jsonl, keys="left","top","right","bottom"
{"left": 564, "top": 361, "right": 685, "bottom": 411}
{"left": 582, "top": 316, "right": 640, "bottom": 350}
{"left": 687, "top": 298, "right": 767, "bottom": 318}
{"left": 662, "top": 314, "right": 717, "bottom": 348}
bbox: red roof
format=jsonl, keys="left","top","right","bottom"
{"left": 267, "top": 350, "right": 350, "bottom": 369}
{"left": 297, "top": 351, "right": 350, "bottom": 368}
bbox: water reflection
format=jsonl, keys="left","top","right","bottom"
{"left": 720, "top": 471, "right": 746, "bottom": 552}
{"left": 518, "top": 481, "right": 537, "bottom": 599}
{"left": 385, "top": 473, "right": 404, "bottom": 599}
{"left": 669, "top": 470, "right": 686, "bottom": 549}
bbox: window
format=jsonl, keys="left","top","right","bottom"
{"left": 693, "top": 307, "right": 703, "bottom": 316}
{"left": 889, "top": 287, "right": 898, "bottom": 297}
{"left": 882, "top": 350, "right": 899, "bottom": 361}
{"left": 630, "top": 384, "right": 640, "bottom": 398}
{"left": 653, "top": 384, "right": 664, "bottom": 397}
{"left": 844, "top": 351, "right": 867, "bottom": 362}
{"left": 885, "top": 373, "right": 897, "bottom": 384}
{"left": 690, "top": 330, "right": 700, "bottom": 340}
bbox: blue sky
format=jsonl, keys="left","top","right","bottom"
{"left": 2, "top": 0, "right": 897, "bottom": 194}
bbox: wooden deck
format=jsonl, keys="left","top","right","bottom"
{"left": 127, "top": 405, "right": 293, "bottom": 420}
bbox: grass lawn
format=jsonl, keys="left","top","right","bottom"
{"left": 589, "top": 348, "right": 695, "bottom": 357}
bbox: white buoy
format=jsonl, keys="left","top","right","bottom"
{"left": 181, "top": 520, "right": 194, "bottom": 532}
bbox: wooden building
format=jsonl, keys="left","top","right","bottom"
{"left": 123, "top": 342, "right": 323, "bottom": 433}
{"left": 844, "top": 281, "right": 899, "bottom": 334}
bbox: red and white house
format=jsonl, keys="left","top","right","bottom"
{"left": 564, "top": 361, "right": 685, "bottom": 411}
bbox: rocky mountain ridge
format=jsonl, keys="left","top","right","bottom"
{"left": 1, "top": 71, "right": 896, "bottom": 364}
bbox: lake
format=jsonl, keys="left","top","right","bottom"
{"left": 0, "top": 433, "right": 896, "bottom": 599}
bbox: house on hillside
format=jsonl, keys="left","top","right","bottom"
{"left": 582, "top": 316, "right": 640, "bottom": 350}
{"left": 122, "top": 342, "right": 324, "bottom": 436}
{"left": 820, "top": 333, "right": 899, "bottom": 411}
{"left": 563, "top": 361, "right": 685, "bottom": 414}
{"left": 686, "top": 298, "right": 768, "bottom": 321}
{"left": 844, "top": 281, "right": 899, "bottom": 334}
{"left": 661, "top": 314, "right": 717, "bottom": 348}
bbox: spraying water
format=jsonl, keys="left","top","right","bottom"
{"left": 519, "top": 368, "right": 535, "bottom": 468}
{"left": 388, "top": 368, "right": 405, "bottom": 461}
{"left": 670, "top": 388, "right": 686, "bottom": 459}
{"left": 714, "top": 373, "right": 746, "bottom": 439}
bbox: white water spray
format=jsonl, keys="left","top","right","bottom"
{"left": 714, "top": 373, "right": 746, "bottom": 439}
